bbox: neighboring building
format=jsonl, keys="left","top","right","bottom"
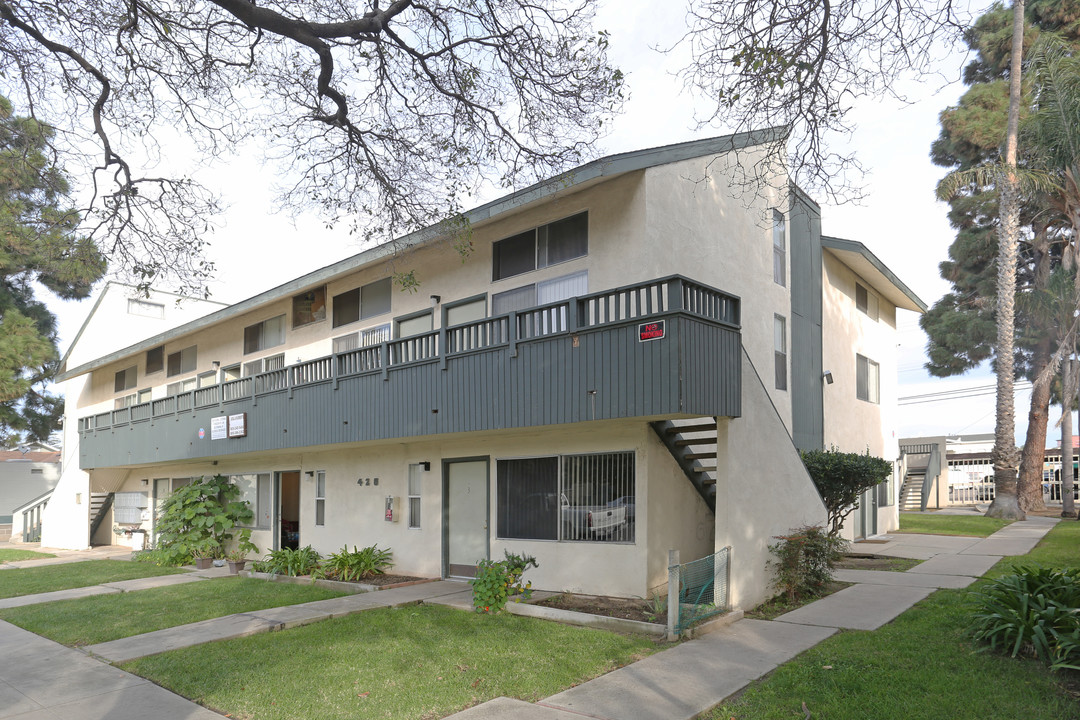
{"left": 1, "top": 449, "right": 60, "bottom": 541}
{"left": 51, "top": 133, "right": 923, "bottom": 609}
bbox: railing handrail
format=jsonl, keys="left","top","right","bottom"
{"left": 78, "top": 275, "right": 741, "bottom": 432}
{"left": 12, "top": 489, "right": 53, "bottom": 515}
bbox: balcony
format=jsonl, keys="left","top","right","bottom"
{"left": 77, "top": 276, "right": 742, "bottom": 469}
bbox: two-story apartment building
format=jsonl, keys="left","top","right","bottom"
{"left": 48, "top": 131, "right": 924, "bottom": 609}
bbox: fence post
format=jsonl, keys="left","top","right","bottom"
{"left": 667, "top": 549, "right": 680, "bottom": 641}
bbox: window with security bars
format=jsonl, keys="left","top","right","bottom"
{"left": 407, "top": 464, "right": 423, "bottom": 529}
{"left": 497, "top": 451, "right": 635, "bottom": 543}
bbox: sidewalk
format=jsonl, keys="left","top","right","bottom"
{"left": 0, "top": 517, "right": 1059, "bottom": 719}
{"left": 445, "top": 516, "right": 1059, "bottom": 720}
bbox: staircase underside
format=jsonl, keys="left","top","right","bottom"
{"left": 651, "top": 418, "right": 717, "bottom": 512}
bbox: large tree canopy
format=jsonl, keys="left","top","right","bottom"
{"left": 0, "top": 1, "right": 624, "bottom": 295}
{"left": 0, "top": 96, "right": 105, "bottom": 445}
{"left": 673, "top": 0, "right": 969, "bottom": 203}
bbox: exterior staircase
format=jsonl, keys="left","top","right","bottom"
{"left": 899, "top": 472, "right": 925, "bottom": 511}
{"left": 650, "top": 418, "right": 717, "bottom": 511}
{"left": 89, "top": 492, "right": 114, "bottom": 543}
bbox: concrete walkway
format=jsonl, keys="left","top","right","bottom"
{"left": 445, "top": 516, "right": 1059, "bottom": 720}
{"left": 0, "top": 544, "right": 134, "bottom": 570}
{"left": 0, "top": 517, "right": 1059, "bottom": 719}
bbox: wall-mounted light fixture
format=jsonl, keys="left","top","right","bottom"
{"left": 141, "top": 478, "right": 149, "bottom": 486}
{"left": 421, "top": 461, "right": 431, "bottom": 472}
{"left": 430, "top": 294, "right": 441, "bottom": 306}
{"left": 823, "top": 370, "right": 834, "bottom": 385}
{"left": 305, "top": 470, "right": 315, "bottom": 477}
{"left": 212, "top": 360, "right": 221, "bottom": 371}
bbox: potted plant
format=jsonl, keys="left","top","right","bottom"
{"left": 190, "top": 545, "right": 214, "bottom": 570}
{"left": 226, "top": 530, "right": 259, "bottom": 574}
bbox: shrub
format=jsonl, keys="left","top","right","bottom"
{"left": 321, "top": 544, "right": 394, "bottom": 582}
{"left": 969, "top": 566, "right": 1080, "bottom": 671}
{"left": 260, "top": 546, "right": 322, "bottom": 577}
{"left": 767, "top": 525, "right": 846, "bottom": 603}
{"left": 471, "top": 551, "right": 539, "bottom": 614}
{"left": 800, "top": 447, "right": 893, "bottom": 535}
{"left": 155, "top": 474, "right": 255, "bottom": 565}
{"left": 131, "top": 548, "right": 176, "bottom": 566}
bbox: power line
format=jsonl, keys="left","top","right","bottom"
{"left": 899, "top": 382, "right": 1033, "bottom": 406}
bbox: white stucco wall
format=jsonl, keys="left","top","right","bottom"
{"left": 104, "top": 419, "right": 714, "bottom": 598}
{"left": 820, "top": 250, "right": 904, "bottom": 537}
{"left": 715, "top": 351, "right": 828, "bottom": 610}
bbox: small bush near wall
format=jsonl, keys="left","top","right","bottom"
{"left": 320, "top": 545, "right": 394, "bottom": 581}
{"left": 767, "top": 526, "right": 845, "bottom": 603}
{"left": 472, "top": 551, "right": 539, "bottom": 614}
{"left": 800, "top": 447, "right": 892, "bottom": 535}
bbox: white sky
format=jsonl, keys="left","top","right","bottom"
{"left": 45, "top": 0, "right": 1067, "bottom": 446}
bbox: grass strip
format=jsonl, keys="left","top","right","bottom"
{"left": 0, "top": 560, "right": 184, "bottom": 599}
{"left": 122, "top": 604, "right": 657, "bottom": 720}
{"left": 707, "top": 520, "right": 1080, "bottom": 720}
{"left": 898, "top": 513, "right": 1013, "bottom": 537}
{"left": 0, "top": 549, "right": 55, "bottom": 562}
{"left": 0, "top": 576, "right": 347, "bottom": 646}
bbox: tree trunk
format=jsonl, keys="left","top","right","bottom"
{"left": 1018, "top": 336, "right": 1051, "bottom": 511}
{"left": 986, "top": 0, "right": 1026, "bottom": 521}
{"left": 1063, "top": 356, "right": 1077, "bottom": 518}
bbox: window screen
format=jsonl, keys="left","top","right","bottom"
{"left": 396, "top": 312, "right": 433, "bottom": 338}
{"left": 114, "top": 366, "right": 137, "bottom": 393}
{"left": 167, "top": 346, "right": 197, "bottom": 377}
{"left": 146, "top": 346, "right": 164, "bottom": 374}
{"left": 497, "top": 457, "right": 559, "bottom": 540}
{"left": 244, "top": 316, "right": 285, "bottom": 354}
{"left": 333, "top": 288, "right": 360, "bottom": 327}
{"left": 857, "top": 354, "right": 880, "bottom": 403}
{"left": 361, "top": 278, "right": 392, "bottom": 319}
{"left": 538, "top": 212, "right": 588, "bottom": 267}
{"left": 408, "top": 464, "right": 423, "bottom": 529}
{"left": 492, "top": 285, "right": 536, "bottom": 315}
{"left": 445, "top": 298, "right": 487, "bottom": 327}
{"left": 315, "top": 470, "right": 326, "bottom": 527}
{"left": 492, "top": 229, "right": 537, "bottom": 281}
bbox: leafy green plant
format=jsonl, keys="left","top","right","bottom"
{"left": 260, "top": 546, "right": 322, "bottom": 577}
{"left": 645, "top": 590, "right": 667, "bottom": 624}
{"left": 226, "top": 529, "right": 259, "bottom": 562}
{"left": 471, "top": 551, "right": 538, "bottom": 613}
{"left": 969, "top": 566, "right": 1080, "bottom": 671}
{"left": 799, "top": 447, "right": 892, "bottom": 535}
{"left": 154, "top": 475, "right": 255, "bottom": 565}
{"left": 767, "top": 525, "right": 846, "bottom": 603}
{"left": 130, "top": 548, "right": 178, "bottom": 566}
{"left": 321, "top": 544, "right": 394, "bottom": 582}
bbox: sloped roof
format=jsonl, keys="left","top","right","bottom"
{"left": 0, "top": 451, "right": 60, "bottom": 463}
{"left": 821, "top": 236, "right": 927, "bottom": 313}
{"left": 55, "top": 128, "right": 786, "bottom": 383}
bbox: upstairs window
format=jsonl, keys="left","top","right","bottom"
{"left": 333, "top": 278, "right": 392, "bottom": 328}
{"left": 243, "top": 315, "right": 285, "bottom": 355}
{"left": 855, "top": 282, "right": 879, "bottom": 321}
{"left": 146, "top": 346, "right": 164, "bottom": 375}
{"left": 774, "top": 315, "right": 787, "bottom": 391}
{"left": 243, "top": 353, "right": 285, "bottom": 377}
{"left": 114, "top": 366, "right": 137, "bottom": 393}
{"left": 292, "top": 287, "right": 326, "bottom": 328}
{"left": 332, "top": 324, "right": 391, "bottom": 353}
{"left": 857, "top": 354, "right": 880, "bottom": 404}
{"left": 395, "top": 310, "right": 433, "bottom": 339}
{"left": 772, "top": 210, "right": 786, "bottom": 286}
{"left": 166, "top": 346, "right": 197, "bottom": 377}
{"left": 492, "top": 212, "right": 588, "bottom": 281}
{"left": 491, "top": 271, "right": 588, "bottom": 316}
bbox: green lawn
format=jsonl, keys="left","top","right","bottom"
{"left": 706, "top": 520, "right": 1080, "bottom": 720}
{"left": 0, "top": 560, "right": 184, "bottom": 599}
{"left": 0, "top": 576, "right": 347, "bottom": 646}
{"left": 122, "top": 604, "right": 657, "bottom": 720}
{"left": 0, "top": 549, "right": 55, "bottom": 562}
{"left": 898, "top": 513, "right": 1014, "bottom": 537}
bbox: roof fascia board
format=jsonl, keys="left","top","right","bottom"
{"left": 821, "top": 235, "right": 927, "bottom": 313}
{"left": 56, "top": 127, "right": 787, "bottom": 383}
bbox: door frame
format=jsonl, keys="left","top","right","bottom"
{"left": 442, "top": 456, "right": 490, "bottom": 579}
{"left": 273, "top": 469, "right": 302, "bottom": 552}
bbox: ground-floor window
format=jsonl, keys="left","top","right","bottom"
{"left": 407, "top": 463, "right": 423, "bottom": 529}
{"left": 315, "top": 470, "right": 326, "bottom": 526}
{"left": 497, "top": 451, "right": 635, "bottom": 543}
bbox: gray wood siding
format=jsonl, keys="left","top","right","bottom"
{"left": 78, "top": 277, "right": 742, "bottom": 469}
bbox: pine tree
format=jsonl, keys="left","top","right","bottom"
{"left": 0, "top": 97, "right": 106, "bottom": 445}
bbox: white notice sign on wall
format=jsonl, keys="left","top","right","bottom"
{"left": 228, "top": 413, "right": 247, "bottom": 438}
{"left": 210, "top": 416, "right": 227, "bottom": 440}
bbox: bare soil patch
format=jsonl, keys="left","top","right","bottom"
{"left": 535, "top": 594, "right": 665, "bottom": 625}
{"left": 356, "top": 573, "right": 426, "bottom": 587}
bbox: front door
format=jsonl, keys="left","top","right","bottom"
{"left": 855, "top": 486, "right": 878, "bottom": 539}
{"left": 444, "top": 459, "right": 489, "bottom": 578}
{"left": 277, "top": 470, "right": 301, "bottom": 550}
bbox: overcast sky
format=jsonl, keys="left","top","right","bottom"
{"left": 47, "top": 0, "right": 1057, "bottom": 445}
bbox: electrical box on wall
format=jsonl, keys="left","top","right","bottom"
{"left": 385, "top": 496, "right": 400, "bottom": 522}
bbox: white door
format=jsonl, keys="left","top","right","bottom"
{"left": 445, "top": 460, "right": 489, "bottom": 578}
